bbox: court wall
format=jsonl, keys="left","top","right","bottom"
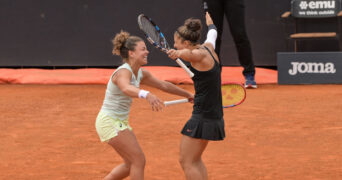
{"left": 0, "top": 0, "right": 338, "bottom": 67}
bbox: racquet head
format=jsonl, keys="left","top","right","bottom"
{"left": 137, "top": 14, "right": 170, "bottom": 52}
{"left": 221, "top": 83, "right": 246, "bottom": 108}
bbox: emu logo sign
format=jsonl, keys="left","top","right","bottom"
{"left": 291, "top": 0, "right": 340, "bottom": 17}
{"left": 289, "top": 62, "right": 336, "bottom": 75}
{"left": 299, "top": 1, "right": 336, "bottom": 10}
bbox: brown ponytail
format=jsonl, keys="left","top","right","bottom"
{"left": 112, "top": 30, "right": 144, "bottom": 60}
{"left": 176, "top": 18, "right": 202, "bottom": 45}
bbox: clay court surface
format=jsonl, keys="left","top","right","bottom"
{"left": 0, "top": 82, "right": 341, "bottom": 180}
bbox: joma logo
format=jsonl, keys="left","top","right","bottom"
{"left": 289, "top": 62, "right": 336, "bottom": 75}
{"left": 299, "top": 1, "right": 335, "bottom": 10}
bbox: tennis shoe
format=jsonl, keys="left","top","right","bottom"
{"left": 244, "top": 74, "right": 257, "bottom": 89}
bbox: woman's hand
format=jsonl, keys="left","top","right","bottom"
{"left": 146, "top": 93, "right": 164, "bottom": 111}
{"left": 167, "top": 49, "right": 180, "bottom": 60}
{"left": 206, "top": 12, "right": 214, "bottom": 26}
{"left": 188, "top": 97, "right": 194, "bottom": 104}
{"left": 187, "top": 94, "right": 194, "bottom": 104}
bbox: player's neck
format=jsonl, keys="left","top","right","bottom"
{"left": 127, "top": 62, "right": 140, "bottom": 76}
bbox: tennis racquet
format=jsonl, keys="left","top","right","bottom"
{"left": 137, "top": 14, "right": 194, "bottom": 77}
{"left": 164, "top": 83, "right": 246, "bottom": 108}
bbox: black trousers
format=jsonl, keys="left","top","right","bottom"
{"left": 204, "top": 0, "right": 255, "bottom": 76}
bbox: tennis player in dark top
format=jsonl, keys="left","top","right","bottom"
{"left": 167, "top": 12, "right": 224, "bottom": 180}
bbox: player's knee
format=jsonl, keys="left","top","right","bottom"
{"left": 131, "top": 153, "right": 146, "bottom": 168}
{"left": 179, "top": 155, "right": 192, "bottom": 170}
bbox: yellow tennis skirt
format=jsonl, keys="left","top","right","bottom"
{"left": 95, "top": 110, "right": 132, "bottom": 142}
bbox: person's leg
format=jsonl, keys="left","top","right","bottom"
{"left": 179, "top": 135, "right": 209, "bottom": 180}
{"left": 105, "top": 129, "right": 145, "bottom": 180}
{"left": 225, "top": 0, "right": 257, "bottom": 86}
{"left": 205, "top": 0, "right": 225, "bottom": 57}
{"left": 104, "top": 163, "right": 130, "bottom": 180}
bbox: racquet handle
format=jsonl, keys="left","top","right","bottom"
{"left": 164, "top": 98, "right": 189, "bottom": 106}
{"left": 175, "top": 58, "right": 194, "bottom": 78}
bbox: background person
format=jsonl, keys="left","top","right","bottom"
{"left": 203, "top": 0, "right": 257, "bottom": 88}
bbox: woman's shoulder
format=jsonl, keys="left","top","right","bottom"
{"left": 192, "top": 46, "right": 208, "bottom": 56}
{"left": 202, "top": 43, "right": 215, "bottom": 51}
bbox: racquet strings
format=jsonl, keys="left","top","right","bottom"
{"left": 221, "top": 84, "right": 246, "bottom": 107}
{"left": 138, "top": 16, "right": 162, "bottom": 45}
{"left": 138, "top": 15, "right": 170, "bottom": 50}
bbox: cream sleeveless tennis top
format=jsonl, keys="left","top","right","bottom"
{"left": 100, "top": 63, "right": 143, "bottom": 120}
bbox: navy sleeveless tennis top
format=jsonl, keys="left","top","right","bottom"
{"left": 189, "top": 46, "right": 223, "bottom": 119}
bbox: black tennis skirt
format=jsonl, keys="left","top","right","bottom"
{"left": 181, "top": 114, "right": 225, "bottom": 141}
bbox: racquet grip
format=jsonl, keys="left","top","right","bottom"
{"left": 175, "top": 58, "right": 194, "bottom": 77}
{"left": 164, "top": 98, "right": 189, "bottom": 106}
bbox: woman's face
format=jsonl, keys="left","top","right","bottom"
{"left": 130, "top": 41, "right": 149, "bottom": 65}
{"left": 173, "top": 34, "right": 186, "bottom": 50}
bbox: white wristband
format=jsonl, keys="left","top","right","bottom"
{"left": 204, "top": 28, "right": 217, "bottom": 49}
{"left": 138, "top": 90, "right": 150, "bottom": 99}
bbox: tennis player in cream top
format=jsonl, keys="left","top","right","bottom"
{"left": 95, "top": 31, "right": 193, "bottom": 180}
{"left": 101, "top": 63, "right": 143, "bottom": 120}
